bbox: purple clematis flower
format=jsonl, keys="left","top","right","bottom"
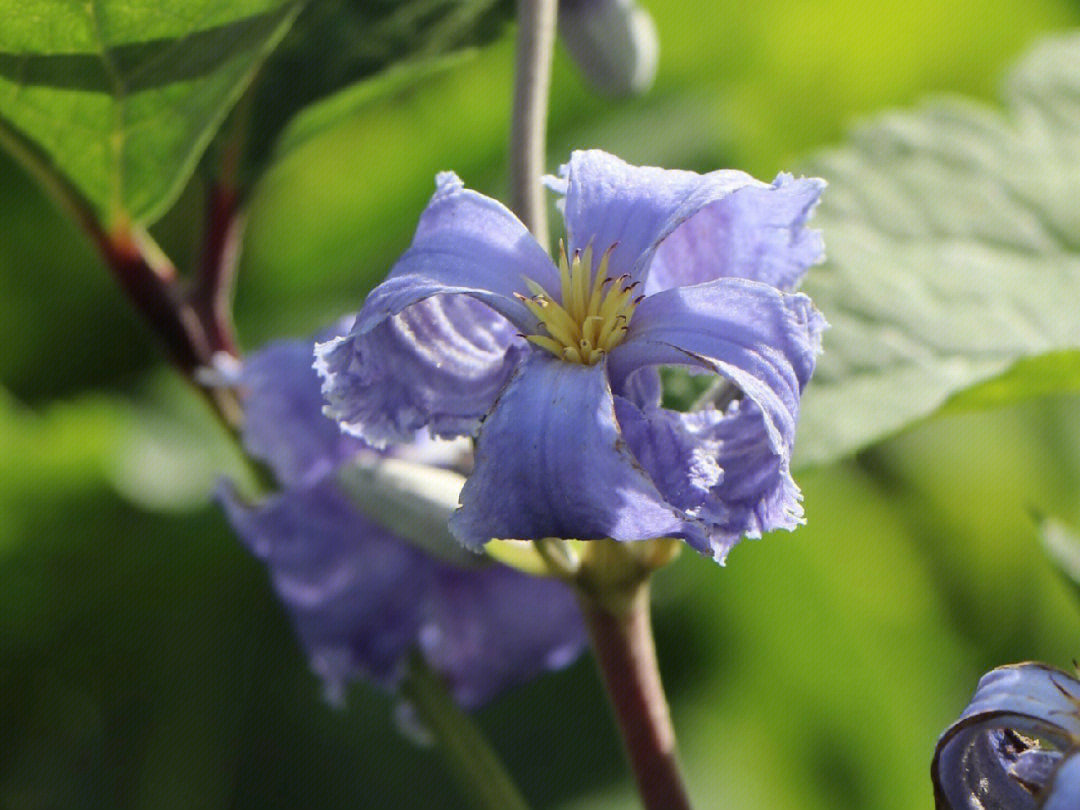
{"left": 317, "top": 150, "right": 826, "bottom": 562}
{"left": 933, "top": 662, "right": 1080, "bottom": 810}
{"left": 219, "top": 334, "right": 585, "bottom": 708}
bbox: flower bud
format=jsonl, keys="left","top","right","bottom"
{"left": 559, "top": 0, "right": 659, "bottom": 96}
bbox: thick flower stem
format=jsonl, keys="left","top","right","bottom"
{"left": 510, "top": 0, "right": 557, "bottom": 243}
{"left": 580, "top": 583, "right": 693, "bottom": 810}
{"left": 399, "top": 656, "right": 532, "bottom": 810}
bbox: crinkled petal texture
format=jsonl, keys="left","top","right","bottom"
{"left": 241, "top": 338, "right": 366, "bottom": 487}
{"left": 317, "top": 172, "right": 556, "bottom": 446}
{"left": 220, "top": 480, "right": 431, "bottom": 700}
{"left": 608, "top": 280, "right": 825, "bottom": 558}
{"left": 932, "top": 663, "right": 1080, "bottom": 810}
{"left": 450, "top": 354, "right": 710, "bottom": 549}
{"left": 614, "top": 398, "right": 803, "bottom": 561}
{"left": 421, "top": 564, "right": 587, "bottom": 709}
{"left": 552, "top": 150, "right": 823, "bottom": 290}
{"left": 317, "top": 294, "right": 526, "bottom": 446}
{"left": 611, "top": 281, "right": 824, "bottom": 452}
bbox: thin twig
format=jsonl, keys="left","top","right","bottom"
{"left": 105, "top": 224, "right": 245, "bottom": 431}
{"left": 399, "top": 655, "right": 532, "bottom": 810}
{"left": 190, "top": 86, "right": 255, "bottom": 356}
{"left": 191, "top": 182, "right": 244, "bottom": 356}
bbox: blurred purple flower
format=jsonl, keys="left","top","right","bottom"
{"left": 318, "top": 150, "right": 826, "bottom": 561}
{"left": 219, "top": 335, "right": 585, "bottom": 708}
{"left": 932, "top": 662, "right": 1080, "bottom": 810}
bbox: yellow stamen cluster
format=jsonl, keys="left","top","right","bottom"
{"left": 517, "top": 243, "right": 643, "bottom": 365}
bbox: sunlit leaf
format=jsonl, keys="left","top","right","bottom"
{"left": 0, "top": 0, "right": 303, "bottom": 226}
{"left": 796, "top": 32, "right": 1080, "bottom": 467}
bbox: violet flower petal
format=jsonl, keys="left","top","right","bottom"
{"left": 614, "top": 397, "right": 803, "bottom": 561}
{"left": 610, "top": 279, "right": 825, "bottom": 458}
{"left": 953, "top": 664, "right": 1080, "bottom": 738}
{"left": 316, "top": 294, "right": 526, "bottom": 446}
{"left": 222, "top": 474, "right": 587, "bottom": 708}
{"left": 552, "top": 149, "right": 762, "bottom": 285}
{"left": 316, "top": 171, "right": 561, "bottom": 446}
{"left": 219, "top": 480, "right": 432, "bottom": 698}
{"left": 421, "top": 564, "right": 587, "bottom": 709}
{"left": 621, "top": 366, "right": 663, "bottom": 409}
{"left": 1043, "top": 753, "right": 1080, "bottom": 810}
{"left": 1010, "top": 743, "right": 1064, "bottom": 792}
{"left": 350, "top": 171, "right": 556, "bottom": 334}
{"left": 241, "top": 338, "right": 366, "bottom": 487}
{"left": 646, "top": 173, "right": 825, "bottom": 294}
{"left": 449, "top": 353, "right": 707, "bottom": 548}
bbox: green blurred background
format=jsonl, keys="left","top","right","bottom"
{"left": 4, "top": 1, "right": 1080, "bottom": 808}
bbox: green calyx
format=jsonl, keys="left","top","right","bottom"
{"left": 485, "top": 535, "right": 682, "bottom": 615}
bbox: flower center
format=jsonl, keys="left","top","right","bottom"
{"left": 516, "top": 243, "right": 643, "bottom": 365}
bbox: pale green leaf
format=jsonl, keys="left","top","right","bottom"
{"left": 1039, "top": 515, "right": 1080, "bottom": 601}
{"left": 796, "top": 32, "right": 1080, "bottom": 467}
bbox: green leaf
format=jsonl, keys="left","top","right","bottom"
{"left": 273, "top": 49, "right": 476, "bottom": 163}
{"left": 0, "top": 0, "right": 303, "bottom": 227}
{"left": 1038, "top": 515, "right": 1080, "bottom": 602}
{"left": 796, "top": 32, "right": 1080, "bottom": 468}
{"left": 941, "top": 350, "right": 1080, "bottom": 413}
{"left": 243, "top": 0, "right": 511, "bottom": 175}
{"left": 101, "top": 371, "right": 254, "bottom": 511}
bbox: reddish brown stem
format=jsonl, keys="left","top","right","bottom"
{"left": 1, "top": 112, "right": 244, "bottom": 428}
{"left": 580, "top": 584, "right": 693, "bottom": 810}
{"left": 100, "top": 227, "right": 209, "bottom": 375}
{"left": 99, "top": 226, "right": 245, "bottom": 430}
{"left": 191, "top": 182, "right": 243, "bottom": 356}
